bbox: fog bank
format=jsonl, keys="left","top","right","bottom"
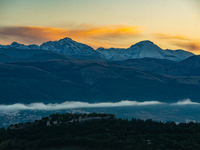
{"left": 0, "top": 99, "right": 199, "bottom": 114}
{"left": 0, "top": 100, "right": 164, "bottom": 113}
{"left": 170, "top": 99, "right": 200, "bottom": 105}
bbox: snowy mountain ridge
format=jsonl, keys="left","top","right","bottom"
{"left": 0, "top": 38, "right": 194, "bottom": 61}
{"left": 96, "top": 40, "right": 194, "bottom": 61}
{"left": 40, "top": 37, "right": 99, "bottom": 56}
{"left": 0, "top": 37, "right": 99, "bottom": 57}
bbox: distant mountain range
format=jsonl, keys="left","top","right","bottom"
{"left": 0, "top": 37, "right": 194, "bottom": 61}
{"left": 0, "top": 37, "right": 199, "bottom": 104}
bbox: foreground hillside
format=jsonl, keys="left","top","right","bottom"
{"left": 1, "top": 113, "right": 200, "bottom": 150}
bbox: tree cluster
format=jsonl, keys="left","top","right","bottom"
{"left": 0, "top": 113, "right": 200, "bottom": 150}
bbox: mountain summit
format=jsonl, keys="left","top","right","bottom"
{"left": 0, "top": 38, "right": 194, "bottom": 61}
{"left": 96, "top": 40, "right": 194, "bottom": 61}
{"left": 40, "top": 37, "right": 100, "bottom": 56}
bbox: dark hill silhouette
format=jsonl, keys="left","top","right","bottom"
{"left": 0, "top": 58, "right": 200, "bottom": 104}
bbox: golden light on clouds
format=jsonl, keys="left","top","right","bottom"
{"left": 0, "top": 25, "right": 145, "bottom": 48}
{"left": 0, "top": 26, "right": 66, "bottom": 44}
{"left": 190, "top": 15, "right": 196, "bottom": 18}
{"left": 154, "top": 33, "right": 190, "bottom": 41}
{"left": 154, "top": 33, "right": 200, "bottom": 54}
{"left": 174, "top": 42, "right": 200, "bottom": 52}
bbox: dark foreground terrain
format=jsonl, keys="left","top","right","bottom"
{"left": 1, "top": 113, "right": 200, "bottom": 150}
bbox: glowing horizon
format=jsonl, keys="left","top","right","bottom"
{"left": 0, "top": 0, "right": 200, "bottom": 53}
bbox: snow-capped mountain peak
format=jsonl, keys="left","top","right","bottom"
{"left": 10, "top": 42, "right": 29, "bottom": 49}
{"left": 40, "top": 37, "right": 100, "bottom": 56}
{"left": 130, "top": 40, "right": 155, "bottom": 48}
{"left": 0, "top": 38, "right": 194, "bottom": 61}
{"left": 96, "top": 40, "right": 194, "bottom": 61}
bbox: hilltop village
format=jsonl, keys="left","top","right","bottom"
{"left": 46, "top": 113, "right": 115, "bottom": 126}
{"left": 8, "top": 113, "right": 116, "bottom": 130}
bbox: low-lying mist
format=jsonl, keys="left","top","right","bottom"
{"left": 170, "top": 99, "right": 200, "bottom": 105}
{"left": 0, "top": 99, "right": 198, "bottom": 114}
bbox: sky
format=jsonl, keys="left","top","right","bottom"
{"left": 0, "top": 0, "right": 200, "bottom": 54}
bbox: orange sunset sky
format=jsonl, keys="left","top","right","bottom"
{"left": 0, "top": 0, "right": 200, "bottom": 53}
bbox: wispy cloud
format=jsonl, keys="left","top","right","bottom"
{"left": 153, "top": 33, "right": 200, "bottom": 52}
{"left": 0, "top": 26, "right": 67, "bottom": 44}
{"left": 173, "top": 42, "right": 200, "bottom": 51}
{"left": 153, "top": 33, "right": 191, "bottom": 41}
{"left": 0, "top": 25, "right": 145, "bottom": 48}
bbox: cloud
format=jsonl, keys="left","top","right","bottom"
{"left": 0, "top": 100, "right": 164, "bottom": 113}
{"left": 174, "top": 42, "right": 200, "bottom": 51}
{"left": 171, "top": 99, "right": 200, "bottom": 105}
{"left": 76, "top": 25, "right": 144, "bottom": 39}
{"left": 153, "top": 33, "right": 190, "bottom": 41}
{"left": 1, "top": 99, "right": 200, "bottom": 114}
{"left": 153, "top": 33, "right": 200, "bottom": 52}
{"left": 0, "top": 26, "right": 67, "bottom": 44}
{"left": 0, "top": 25, "right": 145, "bottom": 48}
{"left": 190, "top": 15, "right": 196, "bottom": 18}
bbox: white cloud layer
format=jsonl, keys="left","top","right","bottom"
{"left": 0, "top": 100, "right": 164, "bottom": 113}
{"left": 170, "top": 99, "right": 200, "bottom": 105}
{"left": 0, "top": 99, "right": 199, "bottom": 114}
